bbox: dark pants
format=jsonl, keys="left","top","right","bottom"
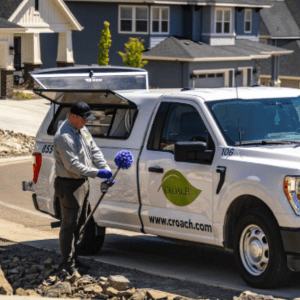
{"left": 54, "top": 176, "right": 89, "bottom": 270}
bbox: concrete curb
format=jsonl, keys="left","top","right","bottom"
{"left": 0, "top": 156, "right": 32, "bottom": 166}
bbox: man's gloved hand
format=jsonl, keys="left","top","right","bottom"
{"left": 105, "top": 179, "right": 115, "bottom": 187}
{"left": 97, "top": 169, "right": 112, "bottom": 179}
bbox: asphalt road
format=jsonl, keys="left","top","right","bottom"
{"left": 1, "top": 160, "right": 300, "bottom": 299}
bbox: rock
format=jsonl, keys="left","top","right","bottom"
{"left": 129, "top": 292, "right": 146, "bottom": 300}
{"left": 84, "top": 285, "right": 94, "bottom": 293}
{"left": 69, "top": 270, "right": 81, "bottom": 283}
{"left": 118, "top": 287, "right": 136, "bottom": 297}
{"left": 100, "top": 276, "right": 108, "bottom": 281}
{"left": 43, "top": 258, "right": 54, "bottom": 267}
{"left": 25, "top": 289, "right": 41, "bottom": 297}
{"left": 93, "top": 285, "right": 103, "bottom": 294}
{"left": 234, "top": 292, "right": 279, "bottom": 300}
{"left": 45, "top": 282, "right": 72, "bottom": 297}
{"left": 12, "top": 257, "right": 20, "bottom": 264}
{"left": 106, "top": 287, "right": 120, "bottom": 297}
{"left": 9, "top": 268, "right": 19, "bottom": 274}
{"left": 108, "top": 275, "right": 131, "bottom": 291}
{"left": 29, "top": 265, "right": 39, "bottom": 273}
{"left": 15, "top": 288, "right": 27, "bottom": 296}
{"left": 146, "top": 290, "right": 168, "bottom": 300}
{"left": 0, "top": 267, "right": 13, "bottom": 295}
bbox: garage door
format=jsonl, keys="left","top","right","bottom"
{"left": 194, "top": 73, "right": 224, "bottom": 88}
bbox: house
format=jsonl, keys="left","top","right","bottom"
{"left": 0, "top": 0, "right": 83, "bottom": 98}
{"left": 60, "top": 0, "right": 292, "bottom": 88}
{"left": 259, "top": 0, "right": 300, "bottom": 88}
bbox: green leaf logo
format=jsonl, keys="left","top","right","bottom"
{"left": 158, "top": 170, "right": 201, "bottom": 206}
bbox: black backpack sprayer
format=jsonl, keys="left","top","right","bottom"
{"left": 51, "top": 150, "right": 134, "bottom": 232}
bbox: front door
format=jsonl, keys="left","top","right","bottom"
{"left": 14, "top": 37, "right": 21, "bottom": 71}
{"left": 139, "top": 100, "right": 216, "bottom": 245}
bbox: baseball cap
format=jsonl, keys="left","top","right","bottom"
{"left": 70, "top": 101, "right": 96, "bottom": 121}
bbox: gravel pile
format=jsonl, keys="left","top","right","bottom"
{"left": 0, "top": 254, "right": 195, "bottom": 300}
{"left": 0, "top": 129, "right": 35, "bottom": 157}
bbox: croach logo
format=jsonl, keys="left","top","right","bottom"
{"left": 158, "top": 170, "right": 201, "bottom": 206}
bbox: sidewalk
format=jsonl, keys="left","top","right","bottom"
{"left": 0, "top": 98, "right": 50, "bottom": 137}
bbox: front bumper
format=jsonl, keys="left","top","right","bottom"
{"left": 281, "top": 228, "right": 300, "bottom": 271}
{"left": 22, "top": 180, "right": 35, "bottom": 192}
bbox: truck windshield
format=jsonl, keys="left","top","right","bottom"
{"left": 206, "top": 97, "right": 300, "bottom": 145}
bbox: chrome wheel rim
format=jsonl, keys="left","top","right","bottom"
{"left": 239, "top": 224, "right": 269, "bottom": 276}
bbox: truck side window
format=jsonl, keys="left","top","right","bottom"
{"left": 48, "top": 106, "right": 137, "bottom": 139}
{"left": 148, "top": 102, "right": 213, "bottom": 153}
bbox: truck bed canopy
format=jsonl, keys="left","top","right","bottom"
{"left": 30, "top": 66, "right": 148, "bottom": 91}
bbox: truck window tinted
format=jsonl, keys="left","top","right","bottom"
{"left": 48, "top": 106, "right": 137, "bottom": 139}
{"left": 148, "top": 102, "right": 211, "bottom": 153}
{"left": 207, "top": 97, "right": 300, "bottom": 145}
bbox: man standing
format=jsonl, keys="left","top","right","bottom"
{"left": 54, "top": 101, "right": 113, "bottom": 276}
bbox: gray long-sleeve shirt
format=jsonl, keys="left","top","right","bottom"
{"left": 54, "top": 119, "right": 111, "bottom": 179}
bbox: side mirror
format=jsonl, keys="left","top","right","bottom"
{"left": 174, "top": 141, "right": 214, "bottom": 164}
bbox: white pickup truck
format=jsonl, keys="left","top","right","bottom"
{"left": 23, "top": 66, "right": 300, "bottom": 289}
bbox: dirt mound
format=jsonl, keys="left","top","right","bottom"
{"left": 0, "top": 129, "right": 35, "bottom": 157}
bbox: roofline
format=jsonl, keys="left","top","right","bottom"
{"left": 259, "top": 35, "right": 300, "bottom": 40}
{"left": 64, "top": 0, "right": 271, "bottom": 8}
{"left": 142, "top": 54, "right": 271, "bottom": 62}
{"left": 8, "top": 0, "right": 28, "bottom": 22}
{"left": 260, "top": 50, "right": 293, "bottom": 55}
{"left": 0, "top": 28, "right": 27, "bottom": 33}
{"left": 56, "top": 0, "right": 83, "bottom": 31}
{"left": 9, "top": 0, "right": 83, "bottom": 31}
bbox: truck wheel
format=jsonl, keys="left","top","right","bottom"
{"left": 233, "top": 209, "right": 290, "bottom": 288}
{"left": 76, "top": 217, "right": 105, "bottom": 256}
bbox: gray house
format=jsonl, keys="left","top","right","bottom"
{"left": 259, "top": 0, "right": 300, "bottom": 88}
{"left": 61, "top": 0, "right": 291, "bottom": 88}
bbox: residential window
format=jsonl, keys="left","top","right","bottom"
{"left": 35, "top": 0, "right": 39, "bottom": 11}
{"left": 215, "top": 9, "right": 231, "bottom": 34}
{"left": 119, "top": 6, "right": 148, "bottom": 33}
{"left": 244, "top": 9, "right": 252, "bottom": 33}
{"left": 151, "top": 7, "right": 169, "bottom": 34}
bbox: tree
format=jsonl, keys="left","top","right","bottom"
{"left": 119, "top": 37, "right": 148, "bottom": 68}
{"left": 98, "top": 21, "right": 112, "bottom": 66}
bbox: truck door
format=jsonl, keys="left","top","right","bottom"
{"left": 139, "top": 100, "right": 216, "bottom": 245}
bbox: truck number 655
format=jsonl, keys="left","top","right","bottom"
{"left": 42, "top": 144, "right": 54, "bottom": 154}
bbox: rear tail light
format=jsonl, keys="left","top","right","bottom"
{"left": 32, "top": 152, "right": 42, "bottom": 184}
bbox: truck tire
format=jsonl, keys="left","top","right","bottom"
{"left": 76, "top": 217, "right": 105, "bottom": 256}
{"left": 233, "top": 208, "right": 290, "bottom": 288}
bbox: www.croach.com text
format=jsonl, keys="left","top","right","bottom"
{"left": 149, "top": 216, "right": 212, "bottom": 232}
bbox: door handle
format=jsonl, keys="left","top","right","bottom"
{"left": 216, "top": 166, "right": 226, "bottom": 194}
{"left": 148, "top": 167, "right": 164, "bottom": 173}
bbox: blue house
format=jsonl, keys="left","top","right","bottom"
{"left": 60, "top": 0, "right": 291, "bottom": 89}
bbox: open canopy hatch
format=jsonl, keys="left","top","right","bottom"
{"left": 30, "top": 66, "right": 148, "bottom": 91}
{"left": 34, "top": 89, "right": 136, "bottom": 108}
